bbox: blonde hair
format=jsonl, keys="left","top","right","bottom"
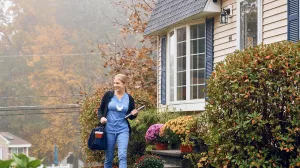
{"left": 114, "top": 74, "right": 128, "bottom": 85}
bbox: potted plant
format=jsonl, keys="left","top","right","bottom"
{"left": 160, "top": 116, "right": 197, "bottom": 152}
{"left": 145, "top": 124, "right": 168, "bottom": 150}
{"left": 160, "top": 127, "right": 180, "bottom": 149}
{"left": 180, "top": 135, "right": 194, "bottom": 153}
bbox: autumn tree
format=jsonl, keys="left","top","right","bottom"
{"left": 0, "top": 0, "right": 109, "bottom": 164}
{"left": 0, "top": 0, "right": 43, "bottom": 145}
{"left": 98, "top": 0, "right": 157, "bottom": 107}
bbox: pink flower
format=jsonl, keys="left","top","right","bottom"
{"left": 145, "top": 124, "right": 164, "bottom": 143}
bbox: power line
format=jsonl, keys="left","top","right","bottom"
{"left": 0, "top": 111, "right": 81, "bottom": 116}
{"left": 0, "top": 94, "right": 82, "bottom": 99}
{"left": 0, "top": 106, "right": 80, "bottom": 112}
{"left": 0, "top": 52, "right": 112, "bottom": 58}
{"left": 0, "top": 104, "right": 80, "bottom": 111}
{"left": 0, "top": 104, "right": 79, "bottom": 108}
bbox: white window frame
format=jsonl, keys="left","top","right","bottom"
{"left": 166, "top": 21, "right": 206, "bottom": 111}
{"left": 9, "top": 147, "right": 24, "bottom": 158}
{"left": 236, "top": 0, "right": 262, "bottom": 50}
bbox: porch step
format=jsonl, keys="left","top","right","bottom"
{"left": 163, "top": 164, "right": 182, "bottom": 168}
{"left": 150, "top": 150, "right": 192, "bottom": 168}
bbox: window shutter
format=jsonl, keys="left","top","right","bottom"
{"left": 205, "top": 18, "right": 214, "bottom": 99}
{"left": 161, "top": 36, "right": 167, "bottom": 105}
{"left": 206, "top": 18, "right": 214, "bottom": 79}
{"left": 288, "top": 0, "right": 299, "bottom": 42}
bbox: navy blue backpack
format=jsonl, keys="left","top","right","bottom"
{"left": 88, "top": 124, "right": 107, "bottom": 150}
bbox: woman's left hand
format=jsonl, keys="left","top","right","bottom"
{"left": 131, "top": 109, "right": 138, "bottom": 116}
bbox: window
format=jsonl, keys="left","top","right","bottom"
{"left": 11, "top": 148, "right": 18, "bottom": 154}
{"left": 168, "top": 23, "right": 206, "bottom": 103}
{"left": 190, "top": 24, "right": 206, "bottom": 99}
{"left": 176, "top": 27, "right": 187, "bottom": 101}
{"left": 9, "top": 147, "right": 24, "bottom": 158}
{"left": 238, "top": 0, "right": 262, "bottom": 49}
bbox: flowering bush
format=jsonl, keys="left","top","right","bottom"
{"left": 145, "top": 124, "right": 167, "bottom": 144}
{"left": 160, "top": 116, "right": 197, "bottom": 137}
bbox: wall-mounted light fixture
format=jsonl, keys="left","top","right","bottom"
{"left": 220, "top": 8, "right": 231, "bottom": 24}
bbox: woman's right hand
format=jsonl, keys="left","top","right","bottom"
{"left": 100, "top": 117, "right": 107, "bottom": 124}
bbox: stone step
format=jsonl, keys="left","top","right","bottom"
{"left": 163, "top": 163, "right": 182, "bottom": 168}
{"left": 151, "top": 150, "right": 183, "bottom": 157}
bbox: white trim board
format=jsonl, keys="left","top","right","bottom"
{"left": 8, "top": 144, "right": 31, "bottom": 148}
{"left": 204, "top": 0, "right": 221, "bottom": 12}
{"left": 166, "top": 101, "right": 206, "bottom": 112}
{"left": 0, "top": 134, "right": 10, "bottom": 144}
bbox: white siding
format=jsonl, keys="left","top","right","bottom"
{"left": 262, "top": 0, "right": 287, "bottom": 44}
{"left": 213, "top": 0, "right": 287, "bottom": 62}
{"left": 213, "top": 0, "right": 237, "bottom": 63}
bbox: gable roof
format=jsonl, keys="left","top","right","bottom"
{"left": 0, "top": 132, "right": 31, "bottom": 146}
{"left": 145, "top": 0, "right": 209, "bottom": 35}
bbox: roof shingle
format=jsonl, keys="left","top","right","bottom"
{"left": 0, "top": 132, "right": 31, "bottom": 145}
{"left": 145, "top": 0, "right": 208, "bottom": 35}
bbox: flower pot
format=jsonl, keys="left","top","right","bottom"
{"left": 180, "top": 144, "right": 193, "bottom": 153}
{"left": 155, "top": 143, "right": 168, "bottom": 150}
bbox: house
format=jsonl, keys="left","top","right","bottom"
{"left": 145, "top": 0, "right": 298, "bottom": 112}
{"left": 0, "top": 132, "right": 31, "bottom": 160}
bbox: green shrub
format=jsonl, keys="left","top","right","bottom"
{"left": 135, "top": 155, "right": 164, "bottom": 168}
{"left": 127, "top": 109, "right": 158, "bottom": 165}
{"left": 0, "top": 153, "right": 44, "bottom": 168}
{"left": 0, "top": 160, "right": 13, "bottom": 168}
{"left": 201, "top": 41, "right": 300, "bottom": 167}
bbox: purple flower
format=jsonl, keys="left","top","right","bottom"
{"left": 145, "top": 124, "right": 164, "bottom": 143}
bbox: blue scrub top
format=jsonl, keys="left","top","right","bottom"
{"left": 106, "top": 93, "right": 130, "bottom": 133}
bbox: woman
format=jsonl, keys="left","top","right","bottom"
{"left": 98, "top": 74, "right": 138, "bottom": 168}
